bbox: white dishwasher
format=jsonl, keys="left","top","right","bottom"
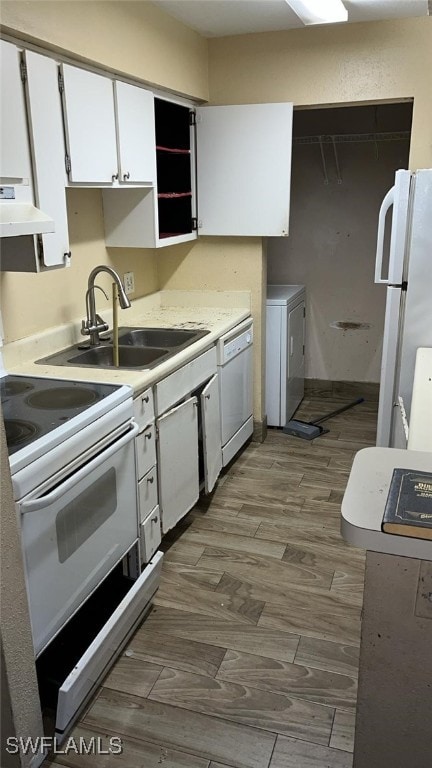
{"left": 217, "top": 318, "right": 253, "bottom": 466}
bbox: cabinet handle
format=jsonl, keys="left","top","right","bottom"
{"left": 205, "top": 394, "right": 211, "bottom": 400}
{"left": 144, "top": 432, "right": 152, "bottom": 440}
{"left": 147, "top": 476, "right": 154, "bottom": 484}
{"left": 142, "top": 395, "right": 150, "bottom": 403}
{"left": 123, "top": 172, "right": 130, "bottom": 180}
{"left": 112, "top": 173, "right": 118, "bottom": 181}
{"left": 151, "top": 515, "right": 158, "bottom": 523}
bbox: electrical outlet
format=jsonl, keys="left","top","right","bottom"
{"left": 123, "top": 272, "right": 135, "bottom": 295}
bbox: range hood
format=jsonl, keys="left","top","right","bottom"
{"left": 0, "top": 200, "right": 55, "bottom": 238}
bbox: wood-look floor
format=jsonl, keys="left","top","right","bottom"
{"left": 48, "top": 395, "right": 378, "bottom": 768}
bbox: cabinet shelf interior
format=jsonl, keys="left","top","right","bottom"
{"left": 155, "top": 98, "right": 193, "bottom": 239}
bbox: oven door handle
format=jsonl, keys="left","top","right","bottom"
{"left": 20, "top": 422, "right": 139, "bottom": 515}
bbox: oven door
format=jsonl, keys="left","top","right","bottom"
{"left": 19, "top": 421, "right": 139, "bottom": 656}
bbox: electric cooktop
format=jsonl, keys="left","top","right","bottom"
{"left": 0, "top": 374, "right": 130, "bottom": 457}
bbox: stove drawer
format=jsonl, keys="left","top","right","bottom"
{"left": 37, "top": 550, "right": 163, "bottom": 743}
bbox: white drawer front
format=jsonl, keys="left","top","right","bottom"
{"left": 136, "top": 424, "right": 156, "bottom": 480}
{"left": 138, "top": 466, "right": 158, "bottom": 522}
{"left": 140, "top": 505, "right": 161, "bottom": 563}
{"left": 155, "top": 346, "right": 217, "bottom": 415}
{"left": 133, "top": 388, "right": 154, "bottom": 432}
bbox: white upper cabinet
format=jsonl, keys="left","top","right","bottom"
{"left": 0, "top": 40, "right": 32, "bottom": 182}
{"left": 103, "top": 96, "right": 293, "bottom": 248}
{"left": 196, "top": 103, "right": 293, "bottom": 237}
{"left": 24, "top": 51, "right": 71, "bottom": 269}
{"left": 115, "top": 81, "right": 156, "bottom": 184}
{"left": 61, "top": 64, "right": 155, "bottom": 186}
{"left": 61, "top": 65, "right": 118, "bottom": 184}
{"left": 0, "top": 44, "right": 69, "bottom": 272}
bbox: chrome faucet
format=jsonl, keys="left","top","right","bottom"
{"left": 81, "top": 265, "right": 131, "bottom": 346}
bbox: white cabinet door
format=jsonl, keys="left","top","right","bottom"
{"left": 24, "top": 51, "right": 70, "bottom": 268}
{"left": 140, "top": 506, "right": 162, "bottom": 563}
{"left": 0, "top": 40, "right": 32, "bottom": 182}
{"left": 196, "top": 103, "right": 293, "bottom": 237}
{"left": 115, "top": 81, "right": 156, "bottom": 184}
{"left": 157, "top": 397, "right": 199, "bottom": 534}
{"left": 201, "top": 374, "right": 222, "bottom": 494}
{"left": 61, "top": 64, "right": 118, "bottom": 183}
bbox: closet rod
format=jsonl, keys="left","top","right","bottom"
{"left": 293, "top": 131, "right": 410, "bottom": 145}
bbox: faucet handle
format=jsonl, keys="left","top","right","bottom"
{"left": 81, "top": 319, "right": 90, "bottom": 336}
{"left": 95, "top": 314, "right": 109, "bottom": 332}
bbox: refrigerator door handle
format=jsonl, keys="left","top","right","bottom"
{"left": 375, "top": 170, "right": 411, "bottom": 285}
{"left": 375, "top": 186, "right": 394, "bottom": 284}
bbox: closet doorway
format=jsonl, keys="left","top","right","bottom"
{"left": 267, "top": 101, "right": 413, "bottom": 389}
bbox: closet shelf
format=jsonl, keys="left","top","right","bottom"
{"left": 293, "top": 131, "right": 411, "bottom": 145}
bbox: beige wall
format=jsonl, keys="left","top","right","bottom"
{"left": 1, "top": 189, "right": 159, "bottom": 341}
{"left": 0, "top": 0, "right": 208, "bottom": 100}
{"left": 157, "top": 237, "right": 266, "bottom": 418}
{"left": 208, "top": 17, "right": 432, "bottom": 170}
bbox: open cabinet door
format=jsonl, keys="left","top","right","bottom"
{"left": 157, "top": 397, "right": 199, "bottom": 533}
{"left": 196, "top": 102, "right": 292, "bottom": 236}
{"left": 201, "top": 374, "right": 222, "bottom": 493}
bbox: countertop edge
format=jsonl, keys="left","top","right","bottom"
{"left": 341, "top": 446, "right": 432, "bottom": 561}
{"left": 3, "top": 301, "right": 251, "bottom": 397}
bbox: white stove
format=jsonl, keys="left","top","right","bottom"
{"left": 1, "top": 370, "right": 163, "bottom": 750}
{"left": 1, "top": 374, "right": 132, "bottom": 478}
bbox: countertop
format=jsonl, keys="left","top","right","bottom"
{"left": 3, "top": 290, "right": 251, "bottom": 397}
{"left": 341, "top": 446, "right": 432, "bottom": 560}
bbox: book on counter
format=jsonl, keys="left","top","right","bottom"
{"left": 382, "top": 468, "right": 432, "bottom": 540}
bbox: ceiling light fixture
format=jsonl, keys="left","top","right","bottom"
{"left": 286, "top": 0, "right": 348, "bottom": 25}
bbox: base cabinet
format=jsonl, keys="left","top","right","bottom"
{"left": 140, "top": 506, "right": 161, "bottom": 563}
{"left": 201, "top": 374, "right": 222, "bottom": 493}
{"left": 157, "top": 396, "right": 199, "bottom": 534}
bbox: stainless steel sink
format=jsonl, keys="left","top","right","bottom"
{"left": 37, "top": 344, "right": 171, "bottom": 370}
{"left": 36, "top": 326, "right": 210, "bottom": 370}
{"left": 117, "top": 327, "right": 210, "bottom": 349}
{"left": 70, "top": 345, "right": 170, "bottom": 368}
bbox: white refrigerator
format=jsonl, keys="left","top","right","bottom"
{"left": 375, "top": 168, "right": 432, "bottom": 448}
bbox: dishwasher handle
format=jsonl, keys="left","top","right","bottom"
{"left": 20, "top": 422, "right": 139, "bottom": 514}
